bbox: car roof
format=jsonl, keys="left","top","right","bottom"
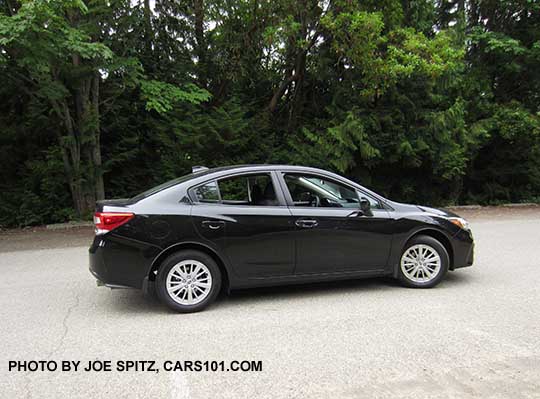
{"left": 133, "top": 165, "right": 329, "bottom": 201}
{"left": 188, "top": 164, "right": 387, "bottom": 201}
{"left": 192, "top": 164, "right": 331, "bottom": 176}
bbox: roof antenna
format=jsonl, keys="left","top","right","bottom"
{"left": 192, "top": 165, "right": 209, "bottom": 173}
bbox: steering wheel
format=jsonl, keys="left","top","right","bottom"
{"left": 321, "top": 197, "right": 342, "bottom": 207}
{"left": 309, "top": 195, "right": 321, "bottom": 207}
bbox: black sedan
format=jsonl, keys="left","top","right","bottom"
{"left": 89, "top": 165, "right": 474, "bottom": 312}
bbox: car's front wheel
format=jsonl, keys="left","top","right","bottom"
{"left": 397, "top": 235, "right": 449, "bottom": 288}
{"left": 156, "top": 250, "right": 221, "bottom": 313}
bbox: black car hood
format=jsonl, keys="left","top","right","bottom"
{"left": 416, "top": 205, "right": 459, "bottom": 218}
{"left": 389, "top": 201, "right": 459, "bottom": 218}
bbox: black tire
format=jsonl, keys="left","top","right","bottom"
{"left": 397, "top": 235, "right": 449, "bottom": 288}
{"left": 156, "top": 250, "right": 221, "bottom": 313}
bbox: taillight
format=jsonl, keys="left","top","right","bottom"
{"left": 93, "top": 212, "right": 134, "bottom": 235}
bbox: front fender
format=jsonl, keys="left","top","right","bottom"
{"left": 386, "top": 216, "right": 456, "bottom": 277}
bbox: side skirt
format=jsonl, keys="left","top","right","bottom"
{"left": 230, "top": 269, "right": 390, "bottom": 290}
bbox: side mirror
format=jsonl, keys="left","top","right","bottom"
{"left": 359, "top": 197, "right": 373, "bottom": 216}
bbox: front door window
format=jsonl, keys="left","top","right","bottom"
{"left": 284, "top": 174, "right": 378, "bottom": 208}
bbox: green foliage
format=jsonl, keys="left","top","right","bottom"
{"left": 140, "top": 81, "right": 211, "bottom": 114}
{"left": 0, "top": 0, "right": 113, "bottom": 75}
{"left": 301, "top": 112, "right": 381, "bottom": 173}
{"left": 0, "top": 148, "right": 75, "bottom": 227}
{"left": 465, "top": 103, "right": 540, "bottom": 203}
{"left": 1, "top": 0, "right": 540, "bottom": 227}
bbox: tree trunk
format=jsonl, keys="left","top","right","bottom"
{"left": 143, "top": 0, "right": 154, "bottom": 72}
{"left": 52, "top": 68, "right": 104, "bottom": 217}
{"left": 268, "top": 3, "right": 319, "bottom": 116}
{"left": 56, "top": 98, "right": 90, "bottom": 218}
{"left": 194, "top": 0, "right": 207, "bottom": 87}
{"left": 269, "top": 74, "right": 297, "bottom": 112}
{"left": 91, "top": 72, "right": 105, "bottom": 201}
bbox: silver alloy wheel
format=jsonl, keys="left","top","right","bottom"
{"left": 400, "top": 244, "right": 442, "bottom": 283}
{"left": 166, "top": 260, "right": 213, "bottom": 305}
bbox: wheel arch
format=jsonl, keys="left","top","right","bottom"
{"left": 148, "top": 242, "right": 231, "bottom": 293}
{"left": 403, "top": 228, "right": 454, "bottom": 270}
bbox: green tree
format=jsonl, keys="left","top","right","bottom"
{"left": 1, "top": 0, "right": 540, "bottom": 227}
{"left": 0, "top": 0, "right": 209, "bottom": 217}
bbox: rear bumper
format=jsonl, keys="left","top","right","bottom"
{"left": 89, "top": 234, "right": 160, "bottom": 289}
{"left": 90, "top": 251, "right": 155, "bottom": 295}
{"left": 89, "top": 238, "right": 109, "bottom": 284}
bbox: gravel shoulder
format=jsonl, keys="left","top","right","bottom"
{"left": 0, "top": 227, "right": 93, "bottom": 253}
{"left": 1, "top": 206, "right": 538, "bottom": 253}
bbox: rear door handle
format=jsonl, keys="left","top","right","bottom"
{"left": 295, "top": 219, "right": 319, "bottom": 228}
{"left": 202, "top": 220, "right": 225, "bottom": 230}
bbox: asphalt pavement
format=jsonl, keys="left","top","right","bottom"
{"left": 1, "top": 208, "right": 539, "bottom": 398}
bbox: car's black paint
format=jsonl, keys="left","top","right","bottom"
{"left": 89, "top": 165, "right": 474, "bottom": 292}
{"left": 191, "top": 203, "right": 296, "bottom": 278}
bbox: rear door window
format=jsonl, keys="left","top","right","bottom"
{"left": 219, "top": 174, "right": 278, "bottom": 206}
{"left": 192, "top": 173, "right": 279, "bottom": 206}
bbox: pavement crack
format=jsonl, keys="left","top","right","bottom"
{"left": 23, "top": 373, "right": 32, "bottom": 399}
{"left": 48, "top": 286, "right": 81, "bottom": 359}
{"left": 22, "top": 284, "right": 81, "bottom": 399}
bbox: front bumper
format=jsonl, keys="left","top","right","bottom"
{"left": 450, "top": 229, "right": 474, "bottom": 270}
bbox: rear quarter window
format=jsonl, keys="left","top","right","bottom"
{"left": 193, "top": 181, "right": 220, "bottom": 203}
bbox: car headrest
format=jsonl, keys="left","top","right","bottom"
{"left": 263, "top": 182, "right": 275, "bottom": 199}
{"left": 251, "top": 184, "right": 263, "bottom": 203}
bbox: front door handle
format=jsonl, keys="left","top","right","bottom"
{"left": 202, "top": 220, "right": 225, "bottom": 230}
{"left": 295, "top": 219, "right": 319, "bottom": 228}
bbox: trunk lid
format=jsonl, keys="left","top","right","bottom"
{"left": 95, "top": 198, "right": 133, "bottom": 212}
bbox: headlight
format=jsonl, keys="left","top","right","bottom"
{"left": 448, "top": 217, "right": 470, "bottom": 231}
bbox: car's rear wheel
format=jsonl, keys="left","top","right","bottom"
{"left": 397, "top": 235, "right": 449, "bottom": 288}
{"left": 156, "top": 250, "right": 221, "bottom": 313}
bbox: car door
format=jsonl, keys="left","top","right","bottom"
{"left": 190, "top": 171, "right": 296, "bottom": 279}
{"left": 278, "top": 172, "right": 393, "bottom": 274}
